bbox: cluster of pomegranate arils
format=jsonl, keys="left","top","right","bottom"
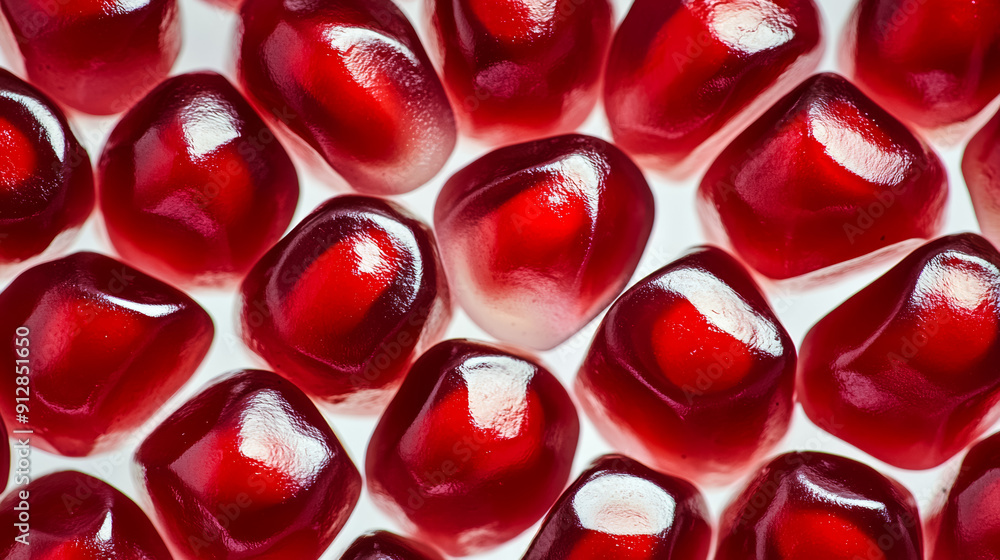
{"left": 2, "top": 0, "right": 1000, "bottom": 557}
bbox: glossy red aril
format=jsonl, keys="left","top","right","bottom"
{"left": 930, "top": 431, "right": 1000, "bottom": 559}
{"left": 98, "top": 71, "right": 299, "bottom": 289}
{"left": 240, "top": 195, "right": 450, "bottom": 412}
{"left": 605, "top": 0, "right": 823, "bottom": 177}
{"left": 0, "top": 252, "right": 213, "bottom": 457}
{"left": 0, "top": 417, "right": 7, "bottom": 493}
{"left": 576, "top": 246, "right": 795, "bottom": 485}
{"left": 963, "top": 110, "right": 1000, "bottom": 249}
{"left": 0, "top": 471, "right": 172, "bottom": 559}
{"left": 366, "top": 339, "right": 580, "bottom": 556}
{"left": 843, "top": 0, "right": 1000, "bottom": 138}
{"left": 799, "top": 234, "right": 1000, "bottom": 470}
{"left": 237, "top": 0, "right": 455, "bottom": 195}
{"left": 424, "top": 0, "right": 612, "bottom": 144}
{"left": 340, "top": 531, "right": 445, "bottom": 560}
{"left": 697, "top": 73, "right": 948, "bottom": 280}
{"left": 0, "top": 69, "right": 94, "bottom": 271}
{"left": 135, "top": 369, "right": 362, "bottom": 560}
{"left": 522, "top": 454, "right": 712, "bottom": 560}
{"left": 435, "top": 134, "right": 653, "bottom": 350}
{"left": 0, "top": 0, "right": 180, "bottom": 115}
{"left": 716, "top": 452, "right": 922, "bottom": 560}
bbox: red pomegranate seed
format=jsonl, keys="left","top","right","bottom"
{"left": 522, "top": 454, "right": 712, "bottom": 560}
{"left": 0, "top": 69, "right": 94, "bottom": 271}
{"left": 929, "top": 431, "right": 1000, "bottom": 559}
{"left": 799, "top": 234, "right": 1000, "bottom": 469}
{"left": 98, "top": 71, "right": 299, "bottom": 289}
{"left": 424, "top": 0, "right": 612, "bottom": 144}
{"left": 240, "top": 195, "right": 451, "bottom": 413}
{"left": 605, "top": 0, "right": 823, "bottom": 177}
{"left": 576, "top": 246, "right": 795, "bottom": 485}
{"left": 963, "top": 109, "right": 1000, "bottom": 249}
{"left": 135, "top": 369, "right": 362, "bottom": 560}
{"left": 435, "top": 134, "right": 653, "bottom": 350}
{"left": 236, "top": 0, "right": 456, "bottom": 195}
{"left": 366, "top": 339, "right": 579, "bottom": 556}
{"left": 0, "top": 252, "right": 213, "bottom": 457}
{"left": 716, "top": 452, "right": 922, "bottom": 560}
{"left": 0, "top": 471, "right": 173, "bottom": 559}
{"left": 0, "top": 0, "right": 180, "bottom": 115}
{"left": 697, "top": 73, "right": 948, "bottom": 281}
{"left": 843, "top": 0, "right": 1000, "bottom": 137}
{"left": 340, "top": 531, "right": 445, "bottom": 560}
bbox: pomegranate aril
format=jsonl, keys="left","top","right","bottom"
{"left": 236, "top": 0, "right": 456, "bottom": 194}
{"left": 843, "top": 0, "right": 1000, "bottom": 138}
{"left": 366, "top": 339, "right": 580, "bottom": 556}
{"left": 522, "top": 454, "right": 712, "bottom": 560}
{"left": 135, "top": 369, "right": 362, "bottom": 560}
{"left": 435, "top": 134, "right": 653, "bottom": 350}
{"left": 98, "top": 71, "right": 299, "bottom": 289}
{"left": 576, "top": 246, "right": 795, "bottom": 485}
{"left": 930, "top": 431, "right": 1000, "bottom": 559}
{"left": 716, "top": 452, "right": 922, "bottom": 560}
{"left": 799, "top": 234, "right": 1000, "bottom": 469}
{"left": 0, "top": 252, "right": 213, "bottom": 457}
{"left": 963, "top": 109, "right": 1000, "bottom": 249}
{"left": 697, "top": 72, "right": 948, "bottom": 281}
{"left": 340, "top": 531, "right": 445, "bottom": 560}
{"left": 605, "top": 0, "right": 823, "bottom": 177}
{"left": 0, "top": 68, "right": 94, "bottom": 271}
{"left": 425, "top": 0, "right": 612, "bottom": 144}
{"left": 0, "top": 471, "right": 172, "bottom": 559}
{"left": 239, "top": 195, "right": 450, "bottom": 413}
{"left": 0, "top": 0, "right": 181, "bottom": 115}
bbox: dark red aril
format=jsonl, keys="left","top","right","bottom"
{"left": 697, "top": 73, "right": 948, "bottom": 281}
{"left": 799, "top": 234, "right": 1000, "bottom": 469}
{"left": 98, "top": 71, "right": 299, "bottom": 289}
{"left": 237, "top": 0, "right": 456, "bottom": 194}
{"left": 366, "top": 339, "right": 580, "bottom": 556}
{"left": 576, "top": 246, "right": 796, "bottom": 485}
{"left": 135, "top": 369, "right": 362, "bottom": 560}
{"left": 435, "top": 134, "right": 653, "bottom": 350}
{"left": 239, "top": 195, "right": 451, "bottom": 413}
{"left": 0, "top": 68, "right": 94, "bottom": 272}
{"left": 522, "top": 454, "right": 712, "bottom": 560}
{"left": 605, "top": 0, "right": 823, "bottom": 177}
{"left": 0, "top": 252, "right": 213, "bottom": 457}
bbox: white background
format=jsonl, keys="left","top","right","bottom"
{"left": 6, "top": 0, "right": 986, "bottom": 557}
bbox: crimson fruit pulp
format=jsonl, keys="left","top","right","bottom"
{"left": 521, "top": 454, "right": 712, "bottom": 560}
{"left": 715, "top": 452, "right": 923, "bottom": 560}
{"left": 366, "top": 339, "right": 580, "bottom": 556}
{"left": 0, "top": 252, "right": 213, "bottom": 457}
{"left": 576, "top": 246, "right": 795, "bottom": 485}
{"left": 98, "top": 71, "right": 299, "bottom": 289}
{"left": 425, "top": 0, "right": 612, "bottom": 144}
{"left": 697, "top": 72, "right": 948, "bottom": 281}
{"left": 236, "top": 0, "right": 456, "bottom": 195}
{"left": 0, "top": 0, "right": 181, "bottom": 115}
{"left": 239, "top": 195, "right": 451, "bottom": 413}
{"left": 135, "top": 369, "right": 362, "bottom": 560}
{"left": 0, "top": 471, "right": 173, "bottom": 559}
{"left": 434, "top": 134, "right": 654, "bottom": 350}
{"left": 930, "top": 431, "right": 1000, "bottom": 559}
{"left": 799, "top": 234, "right": 1000, "bottom": 470}
{"left": 963, "top": 109, "right": 1000, "bottom": 250}
{"left": 843, "top": 0, "right": 1000, "bottom": 137}
{"left": 340, "top": 531, "right": 445, "bottom": 560}
{"left": 604, "top": 0, "right": 823, "bottom": 177}
{"left": 0, "top": 68, "right": 94, "bottom": 270}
